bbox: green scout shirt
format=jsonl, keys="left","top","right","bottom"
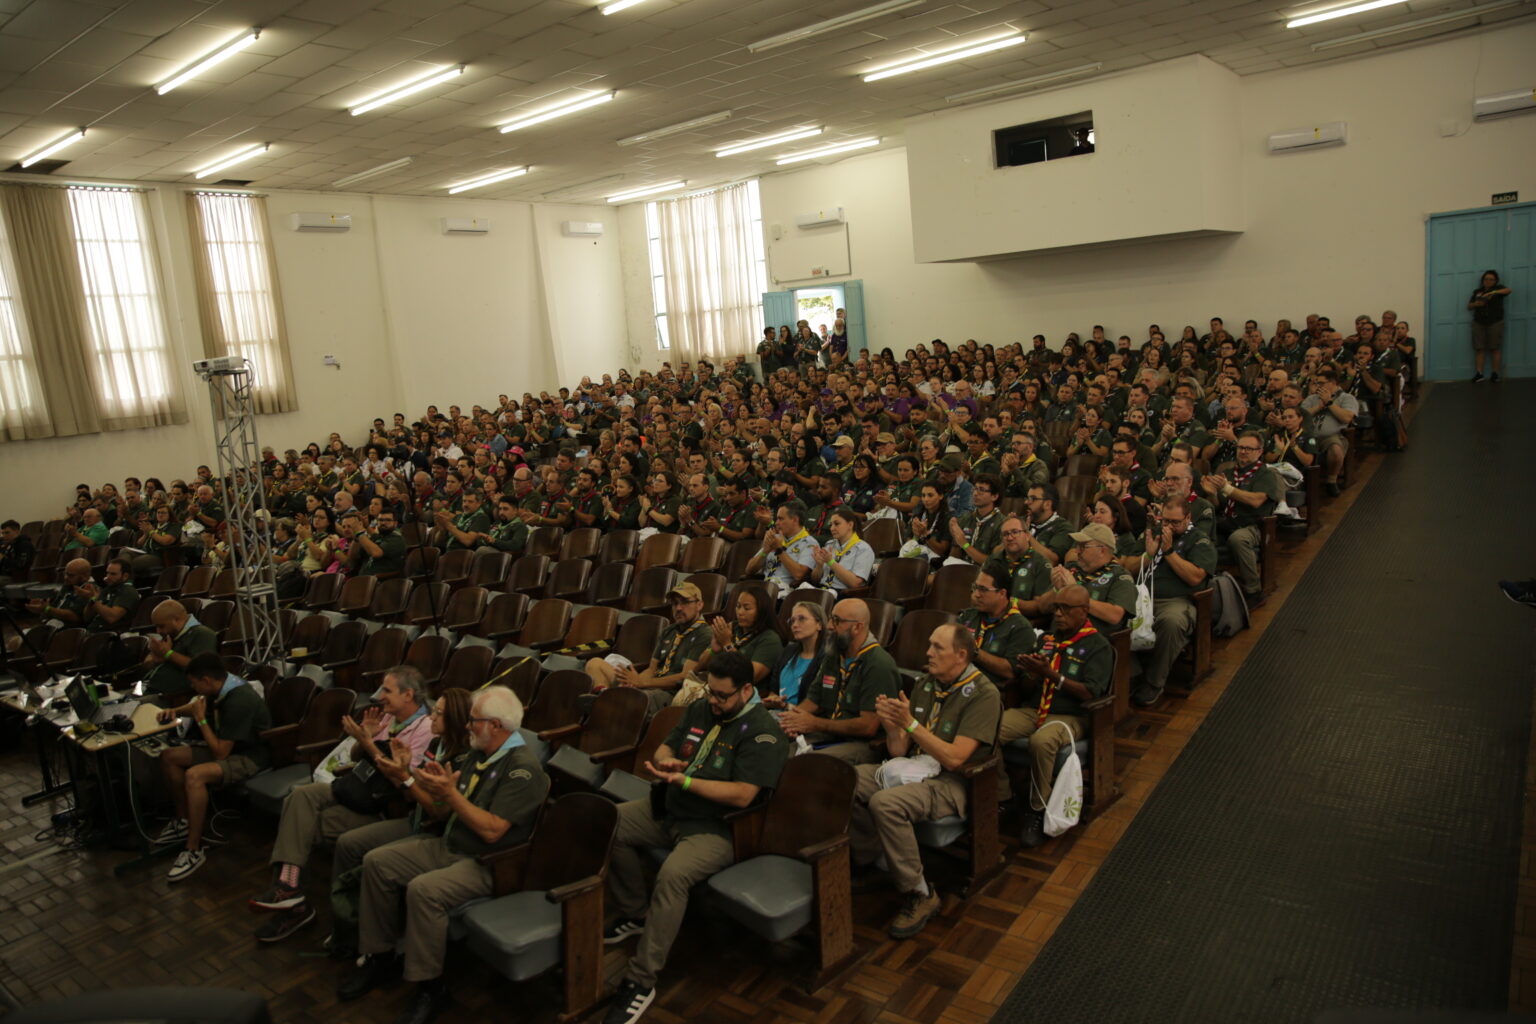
{"left": 86, "top": 579, "right": 140, "bottom": 633}
{"left": 1030, "top": 629, "right": 1113, "bottom": 718}
{"left": 515, "top": 490, "right": 545, "bottom": 516}
{"left": 444, "top": 739, "right": 549, "bottom": 857}
{"left": 1007, "top": 457, "right": 1051, "bottom": 497}
{"left": 488, "top": 518, "right": 529, "bottom": 555}
{"left": 1031, "top": 514, "right": 1073, "bottom": 562}
{"left": 955, "top": 508, "right": 1005, "bottom": 562}
{"left": 664, "top": 701, "right": 789, "bottom": 839}
{"left": 906, "top": 669, "right": 1002, "bottom": 771}
{"left": 212, "top": 681, "right": 273, "bottom": 766}
{"left": 732, "top": 627, "right": 784, "bottom": 672}
{"left": 50, "top": 584, "right": 92, "bottom": 625}
{"left": 652, "top": 619, "right": 711, "bottom": 677}
{"left": 1216, "top": 462, "right": 1284, "bottom": 527}
{"left": 448, "top": 507, "right": 491, "bottom": 549}
{"left": 65, "top": 521, "right": 108, "bottom": 550}
{"left": 146, "top": 621, "right": 219, "bottom": 695}
{"left": 359, "top": 530, "right": 407, "bottom": 576}
{"left": 957, "top": 607, "right": 1035, "bottom": 679}
{"left": 803, "top": 642, "right": 900, "bottom": 747}
{"left": 650, "top": 492, "right": 685, "bottom": 533}
{"left": 1001, "top": 549, "right": 1052, "bottom": 602}
{"left": 1072, "top": 561, "right": 1138, "bottom": 632}
{"left": 719, "top": 499, "right": 760, "bottom": 540}
{"left": 1115, "top": 532, "right": 1143, "bottom": 559}
{"left": 1151, "top": 530, "right": 1218, "bottom": 599}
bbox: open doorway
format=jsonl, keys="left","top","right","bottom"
{"left": 795, "top": 285, "right": 844, "bottom": 345}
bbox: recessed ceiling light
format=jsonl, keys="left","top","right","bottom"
{"left": 617, "top": 110, "right": 733, "bottom": 146}
{"left": 1309, "top": 0, "right": 1530, "bottom": 47}
{"left": 349, "top": 65, "right": 465, "bottom": 116}
{"left": 447, "top": 167, "right": 530, "bottom": 194}
{"left": 498, "top": 91, "right": 615, "bottom": 133}
{"left": 714, "top": 126, "right": 822, "bottom": 157}
{"left": 332, "top": 156, "right": 415, "bottom": 188}
{"left": 156, "top": 29, "right": 260, "bottom": 95}
{"left": 1286, "top": 0, "right": 1409, "bottom": 28}
{"left": 747, "top": 0, "right": 927, "bottom": 53}
{"left": 945, "top": 62, "right": 1104, "bottom": 103}
{"left": 601, "top": 0, "right": 650, "bottom": 12}
{"left": 194, "top": 142, "right": 270, "bottom": 179}
{"left": 862, "top": 31, "right": 1027, "bottom": 83}
{"left": 776, "top": 137, "right": 881, "bottom": 165}
{"left": 20, "top": 128, "right": 86, "bottom": 168}
{"left": 607, "top": 180, "right": 687, "bottom": 203}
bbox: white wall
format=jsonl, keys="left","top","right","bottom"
{"left": 530, "top": 203, "right": 628, "bottom": 386}
{"left": 743, "top": 23, "right": 1536, "bottom": 365}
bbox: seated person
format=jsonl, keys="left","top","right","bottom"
{"left": 745, "top": 501, "right": 821, "bottom": 596}
{"left": 586, "top": 581, "right": 711, "bottom": 712}
{"left": 62, "top": 506, "right": 108, "bottom": 550}
{"left": 436, "top": 490, "right": 490, "bottom": 550}
{"left": 24, "top": 557, "right": 93, "bottom": 627}
{"left": 142, "top": 599, "right": 219, "bottom": 698}
{"left": 698, "top": 584, "right": 782, "bottom": 684}
{"left": 1041, "top": 524, "right": 1138, "bottom": 633}
{"left": 1201, "top": 430, "right": 1283, "bottom": 606}
{"left": 249, "top": 666, "right": 435, "bottom": 943}
{"left": 1025, "top": 483, "right": 1073, "bottom": 566}
{"left": 1299, "top": 366, "right": 1357, "bottom": 496}
{"left": 777, "top": 598, "right": 899, "bottom": 764}
{"left": 1005, "top": 585, "right": 1113, "bottom": 847}
{"left": 156, "top": 654, "right": 273, "bottom": 882}
{"left": 1126, "top": 497, "right": 1216, "bottom": 708}
{"left": 810, "top": 509, "right": 874, "bottom": 591}
{"left": 997, "top": 517, "right": 1053, "bottom": 608}
{"left": 79, "top": 556, "right": 140, "bottom": 633}
{"left": 602, "top": 652, "right": 789, "bottom": 1024}
{"left": 957, "top": 559, "right": 1036, "bottom": 698}
{"left": 849, "top": 623, "right": 1001, "bottom": 939}
{"left": 0, "top": 518, "right": 36, "bottom": 585}
{"left": 351, "top": 507, "right": 407, "bottom": 577}
{"left": 1147, "top": 461, "right": 1215, "bottom": 542}
{"left": 487, "top": 495, "right": 530, "bottom": 554}
{"left": 342, "top": 686, "right": 548, "bottom": 1024}
{"left": 763, "top": 600, "right": 833, "bottom": 710}
{"left": 947, "top": 474, "right": 1005, "bottom": 565}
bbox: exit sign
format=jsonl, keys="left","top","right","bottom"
{"left": 1492, "top": 191, "right": 1518, "bottom": 205}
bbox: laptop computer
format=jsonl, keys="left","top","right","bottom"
{"left": 65, "top": 676, "right": 139, "bottom": 725}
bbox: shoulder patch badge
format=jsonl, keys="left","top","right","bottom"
{"left": 961, "top": 683, "right": 975, "bottom": 697}
{"left": 507, "top": 769, "right": 532, "bottom": 781}
{"left": 754, "top": 734, "right": 778, "bottom": 744}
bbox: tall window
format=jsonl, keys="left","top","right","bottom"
{"left": 0, "top": 211, "right": 43, "bottom": 438}
{"left": 68, "top": 187, "right": 178, "bottom": 420}
{"left": 644, "top": 201, "right": 669, "bottom": 350}
{"left": 189, "top": 192, "right": 295, "bottom": 412}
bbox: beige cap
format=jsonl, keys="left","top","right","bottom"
{"left": 1069, "top": 523, "right": 1117, "bottom": 549}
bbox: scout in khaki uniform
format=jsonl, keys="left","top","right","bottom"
{"left": 1005, "top": 585, "right": 1113, "bottom": 848}
{"left": 143, "top": 598, "right": 219, "bottom": 697}
{"left": 957, "top": 560, "right": 1037, "bottom": 696}
{"left": 849, "top": 623, "right": 1001, "bottom": 941}
{"left": 778, "top": 598, "right": 900, "bottom": 766}
{"left": 585, "top": 582, "right": 712, "bottom": 713}
{"left": 344, "top": 686, "right": 548, "bottom": 1024}
{"left": 997, "top": 517, "right": 1052, "bottom": 610}
{"left": 487, "top": 497, "right": 530, "bottom": 555}
{"left": 603, "top": 652, "right": 789, "bottom": 1024}
{"left": 1037, "top": 523, "right": 1139, "bottom": 633}
{"left": 437, "top": 491, "right": 491, "bottom": 550}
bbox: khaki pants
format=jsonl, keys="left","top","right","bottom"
{"left": 270, "top": 781, "right": 378, "bottom": 868}
{"left": 1143, "top": 596, "right": 1197, "bottom": 695}
{"left": 998, "top": 711, "right": 1084, "bottom": 812}
{"left": 608, "top": 800, "right": 735, "bottom": 990}
{"left": 850, "top": 764, "right": 966, "bottom": 895}
{"left": 1221, "top": 522, "right": 1262, "bottom": 596}
{"left": 358, "top": 835, "right": 491, "bottom": 982}
{"left": 810, "top": 739, "right": 879, "bottom": 766}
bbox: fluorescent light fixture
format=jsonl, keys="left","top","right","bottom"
{"left": 194, "top": 142, "right": 270, "bottom": 179}
{"left": 1310, "top": 0, "right": 1529, "bottom": 47}
{"left": 349, "top": 65, "right": 465, "bottom": 116}
{"left": 606, "top": 180, "right": 687, "bottom": 203}
{"left": 1287, "top": 0, "right": 1408, "bottom": 28}
{"left": 714, "top": 126, "right": 822, "bottom": 157}
{"left": 945, "top": 61, "right": 1104, "bottom": 103}
{"left": 776, "top": 137, "right": 880, "bottom": 164}
{"left": 447, "top": 167, "right": 530, "bottom": 194}
{"left": 617, "top": 110, "right": 733, "bottom": 146}
{"left": 863, "top": 31, "right": 1026, "bottom": 82}
{"left": 601, "top": 0, "right": 649, "bottom": 12}
{"left": 19, "top": 128, "right": 86, "bottom": 168}
{"left": 747, "top": 0, "right": 927, "bottom": 53}
{"left": 156, "top": 29, "right": 260, "bottom": 95}
{"left": 332, "top": 156, "right": 415, "bottom": 188}
{"left": 497, "top": 91, "right": 614, "bottom": 133}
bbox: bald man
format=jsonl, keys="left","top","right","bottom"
{"left": 776, "top": 598, "right": 900, "bottom": 765}
{"left": 143, "top": 599, "right": 219, "bottom": 698}
{"left": 25, "top": 557, "right": 94, "bottom": 626}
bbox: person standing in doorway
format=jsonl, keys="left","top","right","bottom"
{"left": 1468, "top": 269, "right": 1511, "bottom": 383}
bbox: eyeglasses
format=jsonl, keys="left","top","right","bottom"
{"left": 467, "top": 715, "right": 499, "bottom": 726}
{"left": 971, "top": 583, "right": 1003, "bottom": 593}
{"left": 706, "top": 685, "right": 744, "bottom": 702}
{"left": 828, "top": 615, "right": 860, "bottom": 627}
{"left": 1236, "top": 445, "right": 1262, "bottom": 452}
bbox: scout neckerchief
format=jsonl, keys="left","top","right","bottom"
{"left": 1223, "top": 459, "right": 1263, "bottom": 517}
{"left": 812, "top": 500, "right": 841, "bottom": 536}
{"left": 538, "top": 488, "right": 564, "bottom": 517}
{"left": 656, "top": 618, "right": 708, "bottom": 673}
{"left": 971, "top": 606, "right": 1020, "bottom": 651}
{"left": 693, "top": 496, "right": 717, "bottom": 522}
{"left": 780, "top": 527, "right": 810, "bottom": 550}
{"left": 491, "top": 518, "right": 521, "bottom": 542}
{"left": 828, "top": 641, "right": 879, "bottom": 719}
{"left": 443, "top": 731, "right": 525, "bottom": 841}
{"left": 831, "top": 532, "right": 863, "bottom": 563}
{"left": 1036, "top": 621, "right": 1099, "bottom": 725}
{"left": 923, "top": 667, "right": 983, "bottom": 728}
{"left": 684, "top": 700, "right": 755, "bottom": 776}
{"left": 1031, "top": 512, "right": 1061, "bottom": 537}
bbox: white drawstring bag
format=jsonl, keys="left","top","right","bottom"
{"left": 1033, "top": 721, "right": 1083, "bottom": 837}
{"left": 1129, "top": 562, "right": 1156, "bottom": 652}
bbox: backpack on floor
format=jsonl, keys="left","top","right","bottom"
{"left": 1210, "top": 571, "right": 1249, "bottom": 638}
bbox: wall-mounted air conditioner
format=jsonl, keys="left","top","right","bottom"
{"left": 290, "top": 212, "right": 351, "bottom": 232}
{"left": 795, "top": 207, "right": 845, "bottom": 229}
{"left": 441, "top": 217, "right": 490, "bottom": 234}
{"left": 562, "top": 220, "right": 603, "bottom": 237}
{"left": 1474, "top": 88, "right": 1536, "bottom": 121}
{"left": 1267, "top": 122, "right": 1347, "bottom": 153}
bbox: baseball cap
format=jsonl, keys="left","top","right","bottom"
{"left": 832, "top": 435, "right": 855, "bottom": 448}
{"left": 876, "top": 432, "right": 896, "bottom": 445}
{"left": 1069, "top": 523, "right": 1117, "bottom": 549}
{"left": 938, "top": 454, "right": 964, "bottom": 472}
{"left": 668, "top": 582, "right": 703, "bottom": 602}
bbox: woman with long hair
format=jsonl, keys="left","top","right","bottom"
{"left": 763, "top": 600, "right": 831, "bottom": 710}
{"left": 700, "top": 584, "right": 783, "bottom": 683}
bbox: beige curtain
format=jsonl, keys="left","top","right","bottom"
{"left": 0, "top": 184, "right": 102, "bottom": 439}
{"left": 186, "top": 192, "right": 298, "bottom": 414}
{"left": 656, "top": 182, "right": 761, "bottom": 368}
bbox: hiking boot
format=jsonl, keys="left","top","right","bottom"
{"left": 256, "top": 902, "right": 315, "bottom": 943}
{"left": 1020, "top": 809, "right": 1047, "bottom": 849}
{"left": 887, "top": 888, "right": 941, "bottom": 940}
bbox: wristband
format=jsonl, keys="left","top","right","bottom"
{"left": 904, "top": 720, "right": 917, "bottom": 734}
{"left": 680, "top": 775, "right": 692, "bottom": 791}
{"left": 402, "top": 776, "right": 416, "bottom": 790}
{"left": 198, "top": 719, "right": 209, "bottom": 727}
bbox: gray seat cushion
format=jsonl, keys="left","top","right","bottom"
{"left": 915, "top": 815, "right": 966, "bottom": 849}
{"left": 243, "top": 763, "right": 313, "bottom": 815}
{"left": 600, "top": 769, "right": 652, "bottom": 804}
{"left": 706, "top": 855, "right": 813, "bottom": 943}
{"left": 1002, "top": 735, "right": 1088, "bottom": 772}
{"left": 460, "top": 890, "right": 561, "bottom": 982}
{"left": 547, "top": 743, "right": 604, "bottom": 788}
{"left": 539, "top": 653, "right": 584, "bottom": 675}
{"left": 518, "top": 727, "right": 549, "bottom": 765}
{"left": 497, "top": 643, "right": 538, "bottom": 662}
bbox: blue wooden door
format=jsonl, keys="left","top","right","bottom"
{"left": 1426, "top": 202, "right": 1535, "bottom": 379}
{"left": 842, "top": 279, "right": 867, "bottom": 358}
{"left": 762, "top": 290, "right": 795, "bottom": 332}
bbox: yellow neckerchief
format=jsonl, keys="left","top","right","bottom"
{"left": 829, "top": 640, "right": 879, "bottom": 718}
{"left": 973, "top": 605, "right": 1021, "bottom": 648}
{"left": 969, "top": 450, "right": 991, "bottom": 470}
{"left": 832, "top": 532, "right": 862, "bottom": 562}
{"left": 657, "top": 618, "right": 707, "bottom": 672}
{"left": 1020, "top": 453, "right": 1037, "bottom": 467}
{"left": 924, "top": 667, "right": 983, "bottom": 727}
{"left": 782, "top": 527, "right": 809, "bottom": 548}
{"left": 684, "top": 701, "right": 754, "bottom": 776}
{"left": 1036, "top": 622, "right": 1099, "bottom": 725}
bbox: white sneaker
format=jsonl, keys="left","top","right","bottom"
{"left": 155, "top": 818, "right": 188, "bottom": 846}
{"left": 167, "top": 848, "right": 206, "bottom": 883}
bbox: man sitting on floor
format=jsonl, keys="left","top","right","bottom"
{"left": 602, "top": 652, "right": 789, "bottom": 1024}
{"left": 850, "top": 623, "right": 1001, "bottom": 940}
{"left": 776, "top": 598, "right": 900, "bottom": 764}
{"left": 155, "top": 654, "right": 272, "bottom": 882}
{"left": 249, "top": 666, "right": 435, "bottom": 943}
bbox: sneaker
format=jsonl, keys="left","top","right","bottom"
{"left": 1020, "top": 809, "right": 1047, "bottom": 849}
{"left": 155, "top": 818, "right": 188, "bottom": 846}
{"left": 887, "top": 887, "right": 942, "bottom": 940}
{"left": 338, "top": 953, "right": 399, "bottom": 1002}
{"left": 1471, "top": 372, "right": 1484, "bottom": 383}
{"left": 603, "top": 917, "right": 645, "bottom": 945}
{"left": 250, "top": 882, "right": 305, "bottom": 911}
{"left": 1325, "top": 482, "right": 1340, "bottom": 498}
{"left": 256, "top": 902, "right": 315, "bottom": 943}
{"left": 1499, "top": 580, "right": 1536, "bottom": 608}
{"left": 1131, "top": 684, "right": 1163, "bottom": 709}
{"left": 167, "top": 848, "right": 205, "bottom": 883}
{"left": 603, "top": 979, "right": 655, "bottom": 1024}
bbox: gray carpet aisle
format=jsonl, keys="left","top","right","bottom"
{"left": 996, "top": 381, "right": 1536, "bottom": 1023}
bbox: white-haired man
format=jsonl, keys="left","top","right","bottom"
{"left": 342, "top": 685, "right": 549, "bottom": 1024}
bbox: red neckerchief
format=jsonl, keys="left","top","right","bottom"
{"left": 1224, "top": 460, "right": 1262, "bottom": 517}
{"left": 1036, "top": 621, "right": 1098, "bottom": 725}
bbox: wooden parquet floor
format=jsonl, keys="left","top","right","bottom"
{"left": 0, "top": 428, "right": 1406, "bottom": 1024}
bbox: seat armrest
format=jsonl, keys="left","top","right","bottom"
{"left": 725, "top": 800, "right": 769, "bottom": 858}
{"left": 956, "top": 752, "right": 1002, "bottom": 779}
{"left": 323, "top": 655, "right": 361, "bottom": 671}
{"left": 1081, "top": 694, "right": 1114, "bottom": 712}
{"left": 296, "top": 735, "right": 343, "bottom": 766}
{"left": 798, "top": 834, "right": 849, "bottom": 862}
{"left": 547, "top": 874, "right": 606, "bottom": 903}
{"left": 259, "top": 722, "right": 299, "bottom": 743}
{"left": 478, "top": 843, "right": 530, "bottom": 898}
{"left": 537, "top": 722, "right": 582, "bottom": 744}
{"left": 588, "top": 744, "right": 637, "bottom": 765}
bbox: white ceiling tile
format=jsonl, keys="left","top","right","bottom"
{"left": 2, "top": 0, "right": 112, "bottom": 41}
